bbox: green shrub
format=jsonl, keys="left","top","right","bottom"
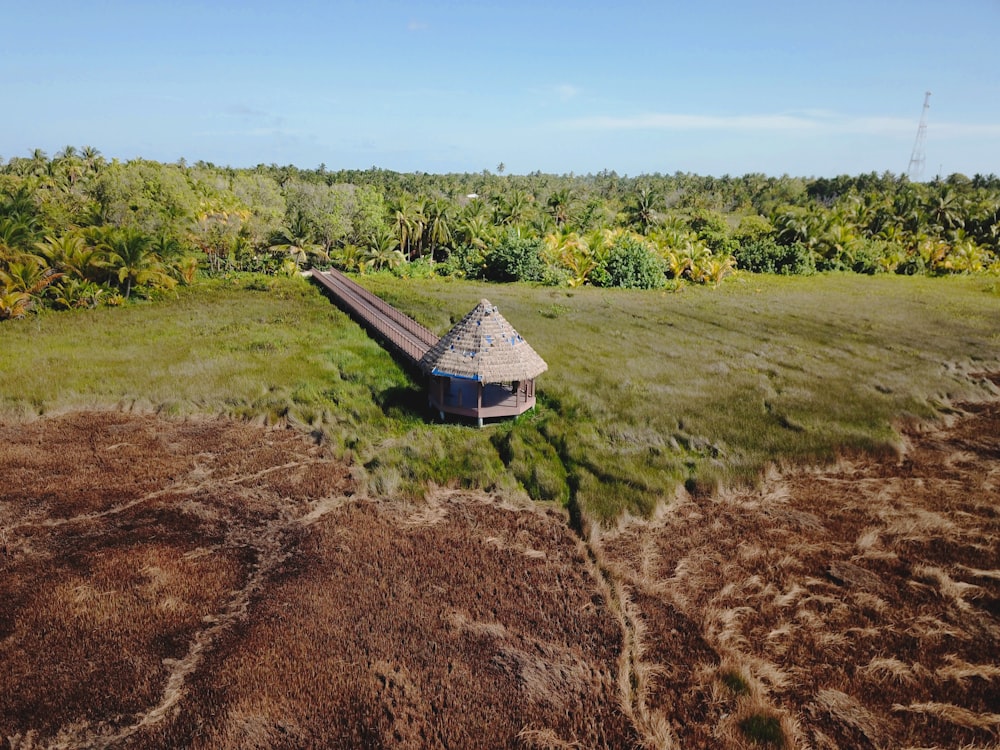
{"left": 393, "top": 257, "right": 436, "bottom": 279}
{"left": 734, "top": 239, "right": 813, "bottom": 275}
{"left": 849, "top": 239, "right": 893, "bottom": 275}
{"left": 591, "top": 235, "right": 665, "bottom": 289}
{"left": 689, "top": 209, "right": 738, "bottom": 255}
{"left": 720, "top": 670, "right": 750, "bottom": 695}
{"left": 438, "top": 244, "right": 486, "bottom": 280}
{"left": 483, "top": 233, "right": 545, "bottom": 283}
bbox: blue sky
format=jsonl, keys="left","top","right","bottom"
{"left": 4, "top": 0, "right": 999, "bottom": 177}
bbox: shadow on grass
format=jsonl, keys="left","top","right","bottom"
{"left": 376, "top": 385, "right": 428, "bottom": 420}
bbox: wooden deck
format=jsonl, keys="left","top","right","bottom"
{"left": 428, "top": 379, "right": 537, "bottom": 422}
{"left": 311, "top": 269, "right": 439, "bottom": 367}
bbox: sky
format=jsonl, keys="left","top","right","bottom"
{"left": 3, "top": 0, "right": 999, "bottom": 177}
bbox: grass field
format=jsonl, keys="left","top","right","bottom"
{"left": 362, "top": 272, "right": 1000, "bottom": 520}
{"left": 1, "top": 272, "right": 997, "bottom": 523}
{"left": 2, "top": 273, "right": 998, "bottom": 748}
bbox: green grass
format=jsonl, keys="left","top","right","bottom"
{"left": 2, "top": 272, "right": 998, "bottom": 523}
{"left": 362, "top": 272, "right": 1000, "bottom": 520}
{"left": 0, "top": 276, "right": 404, "bottom": 436}
{"left": 720, "top": 670, "right": 751, "bottom": 696}
{"left": 739, "top": 714, "right": 785, "bottom": 746}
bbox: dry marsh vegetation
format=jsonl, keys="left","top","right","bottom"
{"left": 0, "top": 412, "right": 354, "bottom": 747}
{"left": 598, "top": 379, "right": 1000, "bottom": 748}
{"left": 1, "top": 414, "right": 631, "bottom": 749}
{"left": 135, "top": 493, "right": 632, "bottom": 749}
{"left": 1, "top": 391, "right": 998, "bottom": 747}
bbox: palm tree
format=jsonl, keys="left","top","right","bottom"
{"left": 268, "top": 211, "right": 326, "bottom": 270}
{"left": 388, "top": 195, "right": 429, "bottom": 260}
{"left": 544, "top": 230, "right": 597, "bottom": 286}
{"left": 461, "top": 197, "right": 489, "bottom": 221}
{"left": 942, "top": 229, "right": 987, "bottom": 273}
{"left": 51, "top": 146, "right": 84, "bottom": 188}
{"left": 81, "top": 146, "right": 104, "bottom": 174}
{"left": 389, "top": 195, "right": 416, "bottom": 260}
{"left": 151, "top": 233, "right": 185, "bottom": 261}
{"left": 364, "top": 227, "right": 405, "bottom": 272}
{"left": 494, "top": 190, "right": 529, "bottom": 236}
{"left": 99, "top": 228, "right": 172, "bottom": 298}
{"left": 927, "top": 189, "right": 965, "bottom": 233}
{"left": 29, "top": 149, "right": 48, "bottom": 177}
{"left": 50, "top": 277, "right": 107, "bottom": 310}
{"left": 546, "top": 188, "right": 573, "bottom": 228}
{"left": 0, "top": 258, "right": 61, "bottom": 295}
{"left": 33, "top": 233, "right": 100, "bottom": 281}
{"left": 0, "top": 289, "right": 32, "bottom": 320}
{"left": 425, "top": 198, "right": 453, "bottom": 260}
{"left": 0, "top": 217, "right": 37, "bottom": 258}
{"left": 455, "top": 214, "right": 494, "bottom": 253}
{"left": 626, "top": 186, "right": 661, "bottom": 234}
{"left": 409, "top": 196, "right": 428, "bottom": 260}
{"left": 333, "top": 244, "right": 366, "bottom": 274}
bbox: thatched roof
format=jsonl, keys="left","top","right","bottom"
{"left": 419, "top": 299, "right": 548, "bottom": 382}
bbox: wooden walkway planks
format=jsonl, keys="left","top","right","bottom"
{"left": 311, "top": 269, "right": 439, "bottom": 367}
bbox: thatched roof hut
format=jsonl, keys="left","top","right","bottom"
{"left": 420, "top": 299, "right": 547, "bottom": 382}
{"left": 420, "top": 299, "right": 547, "bottom": 425}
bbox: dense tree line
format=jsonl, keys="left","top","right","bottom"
{"left": 2, "top": 147, "right": 998, "bottom": 319}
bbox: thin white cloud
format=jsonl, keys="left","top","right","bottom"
{"left": 555, "top": 84, "right": 580, "bottom": 102}
{"left": 193, "top": 127, "right": 301, "bottom": 141}
{"left": 561, "top": 110, "right": 1000, "bottom": 138}
{"left": 935, "top": 121, "right": 1000, "bottom": 137}
{"left": 567, "top": 113, "right": 820, "bottom": 132}
{"left": 407, "top": 19, "right": 428, "bottom": 31}
{"left": 226, "top": 103, "right": 269, "bottom": 119}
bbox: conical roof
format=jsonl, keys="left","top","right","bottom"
{"left": 419, "top": 299, "right": 548, "bottom": 382}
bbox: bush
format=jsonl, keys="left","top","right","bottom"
{"left": 689, "top": 209, "right": 738, "bottom": 255}
{"left": 850, "top": 239, "right": 892, "bottom": 275}
{"left": 895, "top": 251, "right": 925, "bottom": 276}
{"left": 483, "top": 233, "right": 545, "bottom": 283}
{"left": 392, "top": 257, "right": 436, "bottom": 279}
{"left": 734, "top": 239, "right": 814, "bottom": 275}
{"left": 438, "top": 244, "right": 486, "bottom": 280}
{"left": 591, "top": 235, "right": 665, "bottom": 289}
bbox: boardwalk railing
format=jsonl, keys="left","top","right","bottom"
{"left": 311, "top": 270, "right": 439, "bottom": 368}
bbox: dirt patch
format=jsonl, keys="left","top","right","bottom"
{"left": 2, "top": 389, "right": 999, "bottom": 748}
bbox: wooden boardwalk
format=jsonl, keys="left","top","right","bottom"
{"left": 311, "top": 270, "right": 439, "bottom": 368}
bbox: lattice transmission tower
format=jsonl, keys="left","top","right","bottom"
{"left": 906, "top": 91, "right": 931, "bottom": 181}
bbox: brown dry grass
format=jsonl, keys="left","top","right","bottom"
{"left": 598, "top": 386, "right": 1000, "bottom": 749}
{"left": 2, "top": 381, "right": 999, "bottom": 748}
{"left": 0, "top": 413, "right": 630, "bottom": 749}
{"left": 0, "top": 412, "right": 353, "bottom": 748}
{"left": 130, "top": 492, "right": 631, "bottom": 749}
